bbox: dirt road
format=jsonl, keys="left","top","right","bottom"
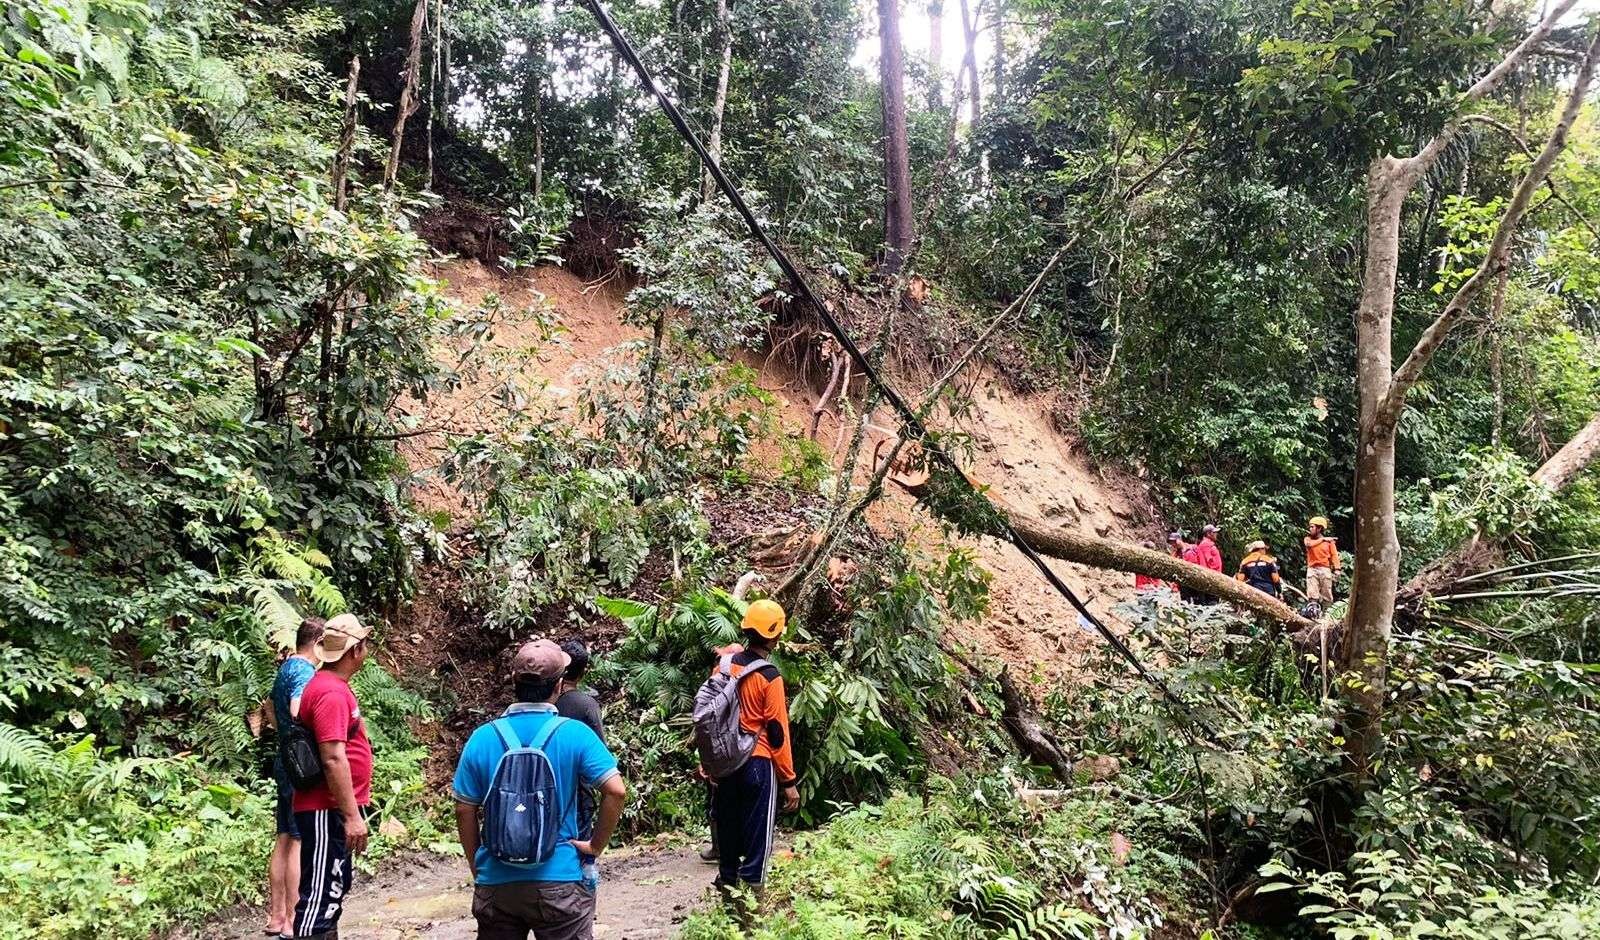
{"left": 203, "top": 842, "right": 712, "bottom": 939}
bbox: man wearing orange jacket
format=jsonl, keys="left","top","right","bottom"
{"left": 707, "top": 599, "right": 799, "bottom": 892}
{"left": 1304, "top": 516, "right": 1340, "bottom": 607}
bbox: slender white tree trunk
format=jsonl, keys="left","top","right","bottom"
{"left": 958, "top": 0, "right": 981, "bottom": 125}
{"left": 701, "top": 0, "right": 733, "bottom": 202}
{"left": 385, "top": 0, "right": 430, "bottom": 193}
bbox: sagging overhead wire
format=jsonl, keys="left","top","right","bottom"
{"left": 575, "top": 0, "right": 1221, "bottom": 744}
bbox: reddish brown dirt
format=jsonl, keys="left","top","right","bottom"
{"left": 405, "top": 260, "right": 1165, "bottom": 701}
{"left": 396, "top": 260, "right": 644, "bottom": 522}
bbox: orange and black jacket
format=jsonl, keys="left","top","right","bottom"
{"left": 712, "top": 645, "right": 797, "bottom": 787}
{"left": 1236, "top": 551, "right": 1282, "bottom": 596}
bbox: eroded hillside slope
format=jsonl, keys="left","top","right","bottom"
{"left": 408, "top": 259, "right": 1165, "bottom": 688}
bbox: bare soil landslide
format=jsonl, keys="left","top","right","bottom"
{"left": 204, "top": 843, "right": 712, "bottom": 939}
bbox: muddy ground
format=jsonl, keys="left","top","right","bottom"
{"left": 202, "top": 841, "right": 712, "bottom": 939}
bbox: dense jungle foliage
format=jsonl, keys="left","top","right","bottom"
{"left": 2, "top": 0, "right": 1598, "bottom": 936}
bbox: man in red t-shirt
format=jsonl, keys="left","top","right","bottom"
{"left": 291, "top": 613, "right": 373, "bottom": 939}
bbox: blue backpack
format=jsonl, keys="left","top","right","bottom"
{"left": 481, "top": 716, "right": 568, "bottom": 865}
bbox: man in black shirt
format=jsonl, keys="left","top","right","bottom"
{"left": 556, "top": 639, "right": 604, "bottom": 740}
{"left": 558, "top": 638, "right": 605, "bottom": 873}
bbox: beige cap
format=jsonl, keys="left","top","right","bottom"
{"left": 510, "top": 639, "right": 570, "bottom": 680}
{"left": 1247, "top": 540, "right": 1268, "bottom": 552}
{"left": 314, "top": 613, "right": 371, "bottom": 664}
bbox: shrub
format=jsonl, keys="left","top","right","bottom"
{"left": 680, "top": 781, "right": 1199, "bottom": 939}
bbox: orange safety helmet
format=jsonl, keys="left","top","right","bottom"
{"left": 741, "top": 599, "right": 787, "bottom": 640}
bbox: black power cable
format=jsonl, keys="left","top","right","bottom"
{"left": 576, "top": 0, "right": 1219, "bottom": 743}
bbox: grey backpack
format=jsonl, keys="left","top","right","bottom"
{"left": 692, "top": 654, "right": 772, "bottom": 779}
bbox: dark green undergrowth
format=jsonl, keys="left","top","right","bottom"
{"left": 676, "top": 595, "right": 1600, "bottom": 938}
{"left": 0, "top": 2, "right": 467, "bottom": 935}
{"left": 0, "top": 662, "right": 450, "bottom": 940}
{"left": 681, "top": 780, "right": 1201, "bottom": 939}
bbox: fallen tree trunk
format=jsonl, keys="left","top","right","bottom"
{"left": 996, "top": 666, "right": 1073, "bottom": 778}
{"left": 1006, "top": 513, "right": 1307, "bottom": 624}
{"left": 999, "top": 504, "right": 1316, "bottom": 631}
{"left": 883, "top": 449, "right": 1315, "bottom": 630}
{"left": 1398, "top": 411, "right": 1600, "bottom": 609}
{"left": 941, "top": 640, "right": 1074, "bottom": 779}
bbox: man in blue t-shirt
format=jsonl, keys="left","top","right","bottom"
{"left": 453, "top": 639, "right": 626, "bottom": 940}
{"left": 264, "top": 617, "right": 322, "bottom": 938}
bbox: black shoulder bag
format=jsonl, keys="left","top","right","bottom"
{"left": 281, "top": 719, "right": 324, "bottom": 790}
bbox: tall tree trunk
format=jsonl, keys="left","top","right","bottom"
{"left": 1346, "top": 160, "right": 1410, "bottom": 778}
{"left": 320, "top": 57, "right": 361, "bottom": 441}
{"left": 702, "top": 0, "right": 734, "bottom": 202}
{"left": 1342, "top": 6, "right": 1591, "bottom": 782}
{"left": 1489, "top": 266, "right": 1511, "bottom": 448}
{"left": 521, "top": 42, "right": 544, "bottom": 197}
{"left": 877, "top": 0, "right": 915, "bottom": 275}
{"left": 425, "top": 0, "right": 442, "bottom": 190}
{"left": 385, "top": 0, "right": 430, "bottom": 193}
{"left": 928, "top": 0, "right": 945, "bottom": 109}
{"left": 989, "top": 0, "right": 1005, "bottom": 100}
{"left": 533, "top": 92, "right": 544, "bottom": 198}
{"left": 958, "top": 0, "right": 981, "bottom": 125}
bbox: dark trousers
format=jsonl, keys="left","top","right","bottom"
{"left": 473, "top": 881, "right": 596, "bottom": 940}
{"left": 712, "top": 756, "right": 776, "bottom": 886}
{"left": 294, "top": 809, "right": 352, "bottom": 938}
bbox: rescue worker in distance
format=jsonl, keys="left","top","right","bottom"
{"left": 1304, "top": 516, "right": 1340, "bottom": 606}
{"left": 1236, "top": 540, "right": 1282, "bottom": 597}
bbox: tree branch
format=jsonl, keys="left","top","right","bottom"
{"left": 1377, "top": 26, "right": 1600, "bottom": 431}
{"left": 1391, "top": 0, "right": 1584, "bottom": 191}
{"left": 1460, "top": 0, "right": 1583, "bottom": 107}
{"left": 1463, "top": 112, "right": 1600, "bottom": 243}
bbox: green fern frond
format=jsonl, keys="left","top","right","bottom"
{"left": 0, "top": 722, "right": 56, "bottom": 781}
{"left": 957, "top": 874, "right": 1040, "bottom": 932}
{"left": 81, "top": 756, "right": 174, "bottom": 804}
{"left": 190, "top": 378, "right": 252, "bottom": 425}
{"left": 194, "top": 711, "right": 253, "bottom": 760}
{"left": 307, "top": 575, "right": 346, "bottom": 617}
{"left": 252, "top": 583, "right": 304, "bottom": 649}
{"left": 999, "top": 903, "right": 1100, "bottom": 940}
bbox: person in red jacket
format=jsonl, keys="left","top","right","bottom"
{"left": 1196, "top": 524, "right": 1225, "bottom": 574}
{"left": 705, "top": 599, "right": 798, "bottom": 894}
{"left": 292, "top": 613, "right": 374, "bottom": 940}
{"left": 1181, "top": 525, "right": 1224, "bottom": 606}
{"left": 1134, "top": 541, "right": 1170, "bottom": 592}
